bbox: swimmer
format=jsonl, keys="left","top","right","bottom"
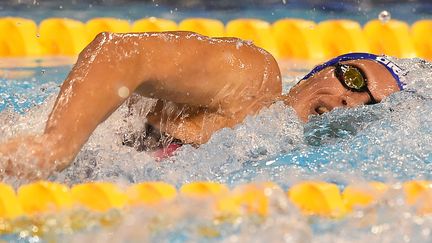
{"left": 0, "top": 31, "right": 406, "bottom": 180}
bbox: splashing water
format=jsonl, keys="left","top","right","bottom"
{"left": 46, "top": 57, "right": 431, "bottom": 187}
{"left": 1, "top": 58, "right": 431, "bottom": 185}
{"left": 1, "top": 57, "right": 432, "bottom": 241}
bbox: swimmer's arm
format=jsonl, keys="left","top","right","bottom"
{"left": 0, "top": 31, "right": 280, "bottom": 180}
{"left": 43, "top": 32, "right": 281, "bottom": 168}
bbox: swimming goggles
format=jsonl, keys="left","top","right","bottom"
{"left": 300, "top": 53, "right": 408, "bottom": 91}
{"left": 334, "top": 62, "right": 377, "bottom": 104}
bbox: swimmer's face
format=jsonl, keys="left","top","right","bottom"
{"left": 285, "top": 59, "right": 400, "bottom": 122}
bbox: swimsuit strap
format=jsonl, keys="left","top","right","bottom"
{"left": 300, "top": 53, "right": 408, "bottom": 90}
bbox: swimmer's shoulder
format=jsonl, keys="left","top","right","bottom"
{"left": 167, "top": 31, "right": 282, "bottom": 90}
{"left": 114, "top": 30, "right": 282, "bottom": 96}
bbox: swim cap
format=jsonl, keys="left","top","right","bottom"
{"left": 300, "top": 53, "right": 408, "bottom": 90}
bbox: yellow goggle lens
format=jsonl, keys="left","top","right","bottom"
{"left": 340, "top": 65, "right": 366, "bottom": 90}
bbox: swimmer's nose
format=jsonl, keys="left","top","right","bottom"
{"left": 313, "top": 94, "right": 367, "bottom": 116}
{"left": 342, "top": 91, "right": 372, "bottom": 108}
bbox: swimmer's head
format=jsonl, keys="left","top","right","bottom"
{"left": 285, "top": 53, "right": 408, "bottom": 121}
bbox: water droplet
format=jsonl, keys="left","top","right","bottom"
{"left": 118, "top": 86, "right": 130, "bottom": 98}
{"left": 378, "top": 10, "right": 391, "bottom": 23}
{"left": 235, "top": 41, "right": 243, "bottom": 49}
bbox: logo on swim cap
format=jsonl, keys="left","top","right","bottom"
{"left": 375, "top": 56, "right": 408, "bottom": 77}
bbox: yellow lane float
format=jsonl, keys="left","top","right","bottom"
{"left": 273, "top": 18, "right": 324, "bottom": 60}
{"left": 132, "top": 17, "right": 177, "bottom": 32}
{"left": 288, "top": 181, "right": 346, "bottom": 217}
{"left": 17, "top": 181, "right": 72, "bottom": 215}
{"left": 0, "top": 183, "right": 23, "bottom": 219}
{"left": 226, "top": 18, "right": 279, "bottom": 58}
{"left": 180, "top": 181, "right": 229, "bottom": 198}
{"left": 0, "top": 17, "right": 42, "bottom": 56}
{"left": 342, "top": 182, "right": 388, "bottom": 211}
{"left": 127, "top": 181, "right": 176, "bottom": 206}
{"left": 364, "top": 19, "right": 416, "bottom": 58}
{"left": 179, "top": 18, "right": 225, "bottom": 37}
{"left": 318, "top": 19, "right": 370, "bottom": 58}
{"left": 412, "top": 20, "right": 432, "bottom": 60}
{"left": 0, "top": 17, "right": 432, "bottom": 59}
{"left": 216, "top": 182, "right": 280, "bottom": 218}
{"left": 0, "top": 180, "right": 431, "bottom": 221}
{"left": 403, "top": 180, "right": 432, "bottom": 215}
{"left": 71, "top": 182, "right": 127, "bottom": 212}
{"left": 39, "top": 18, "right": 88, "bottom": 56}
{"left": 86, "top": 18, "right": 130, "bottom": 40}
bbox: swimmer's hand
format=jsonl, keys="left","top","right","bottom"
{"left": 0, "top": 135, "right": 70, "bottom": 181}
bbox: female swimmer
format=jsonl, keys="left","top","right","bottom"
{"left": 0, "top": 31, "right": 406, "bottom": 179}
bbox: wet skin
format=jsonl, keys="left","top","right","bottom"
{"left": 0, "top": 31, "right": 400, "bottom": 180}
{"left": 285, "top": 59, "right": 400, "bottom": 121}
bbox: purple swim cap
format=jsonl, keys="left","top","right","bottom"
{"left": 300, "top": 53, "right": 408, "bottom": 90}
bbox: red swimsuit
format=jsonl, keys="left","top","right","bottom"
{"left": 152, "top": 143, "right": 182, "bottom": 160}
{"left": 122, "top": 123, "right": 183, "bottom": 160}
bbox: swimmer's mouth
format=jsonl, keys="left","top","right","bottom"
{"left": 315, "top": 106, "right": 330, "bottom": 115}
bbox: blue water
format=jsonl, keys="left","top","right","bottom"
{"left": 1, "top": 3, "right": 432, "bottom": 242}
{"left": 1, "top": 41, "right": 432, "bottom": 243}
{"left": 0, "top": 61, "right": 70, "bottom": 113}
{"left": 1, "top": 57, "right": 431, "bottom": 188}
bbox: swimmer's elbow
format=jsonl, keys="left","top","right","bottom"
{"left": 92, "top": 32, "right": 115, "bottom": 44}
{"left": 78, "top": 32, "right": 116, "bottom": 57}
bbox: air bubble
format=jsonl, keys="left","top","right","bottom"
{"left": 378, "top": 10, "right": 391, "bottom": 23}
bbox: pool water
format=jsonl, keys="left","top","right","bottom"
{"left": 2, "top": 0, "right": 432, "bottom": 241}
{"left": 0, "top": 55, "right": 431, "bottom": 242}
